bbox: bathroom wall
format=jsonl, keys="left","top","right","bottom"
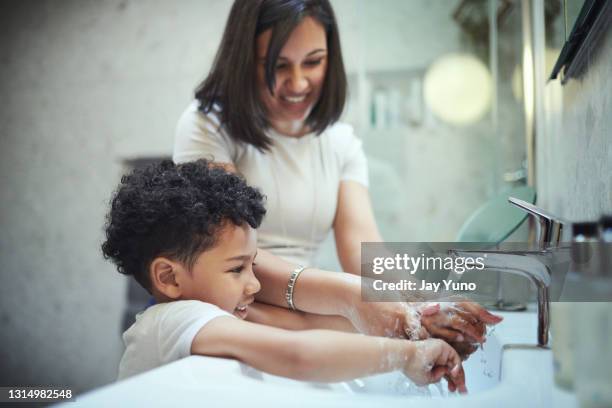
{"left": 0, "top": 0, "right": 234, "bottom": 393}
{"left": 0, "top": 0, "right": 525, "bottom": 393}
{"left": 316, "top": 0, "right": 528, "bottom": 271}
{"left": 537, "top": 24, "right": 612, "bottom": 221}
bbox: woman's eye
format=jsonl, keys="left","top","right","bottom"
{"left": 275, "top": 63, "right": 287, "bottom": 70}
{"left": 304, "top": 59, "right": 323, "bottom": 67}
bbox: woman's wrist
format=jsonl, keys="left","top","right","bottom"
{"left": 285, "top": 265, "right": 306, "bottom": 310}
{"left": 331, "top": 272, "right": 362, "bottom": 320}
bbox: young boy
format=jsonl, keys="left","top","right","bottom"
{"left": 102, "top": 160, "right": 466, "bottom": 392}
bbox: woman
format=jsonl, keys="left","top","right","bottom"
{"left": 173, "top": 0, "right": 501, "bottom": 358}
{"left": 174, "top": 0, "right": 375, "bottom": 273}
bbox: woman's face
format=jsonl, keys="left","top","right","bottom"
{"left": 256, "top": 16, "right": 328, "bottom": 135}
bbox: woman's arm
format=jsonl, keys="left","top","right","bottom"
{"left": 191, "top": 316, "right": 466, "bottom": 389}
{"left": 253, "top": 249, "right": 363, "bottom": 317}
{"left": 253, "top": 251, "right": 421, "bottom": 337}
{"left": 253, "top": 249, "right": 502, "bottom": 359}
{"left": 333, "top": 180, "right": 383, "bottom": 275}
{"left": 246, "top": 301, "right": 356, "bottom": 332}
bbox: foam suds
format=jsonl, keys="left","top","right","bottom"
{"left": 352, "top": 378, "right": 365, "bottom": 388}
{"left": 404, "top": 303, "right": 426, "bottom": 340}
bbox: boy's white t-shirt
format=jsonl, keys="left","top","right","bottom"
{"left": 117, "top": 300, "right": 234, "bottom": 380}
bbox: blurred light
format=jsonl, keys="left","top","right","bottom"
{"left": 512, "top": 48, "right": 561, "bottom": 101}
{"left": 423, "top": 53, "right": 492, "bottom": 126}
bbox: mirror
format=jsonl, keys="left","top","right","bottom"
{"left": 550, "top": 0, "right": 612, "bottom": 83}
{"left": 564, "top": 0, "right": 586, "bottom": 40}
{"left": 456, "top": 186, "right": 536, "bottom": 243}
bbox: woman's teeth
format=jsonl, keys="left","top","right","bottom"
{"left": 282, "top": 95, "right": 306, "bottom": 103}
{"left": 236, "top": 305, "right": 247, "bottom": 312}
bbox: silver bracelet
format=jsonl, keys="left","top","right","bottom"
{"left": 286, "top": 265, "right": 306, "bottom": 311}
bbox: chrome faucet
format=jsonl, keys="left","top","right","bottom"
{"left": 450, "top": 197, "right": 570, "bottom": 348}
{"left": 507, "top": 197, "right": 566, "bottom": 248}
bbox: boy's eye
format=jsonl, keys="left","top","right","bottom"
{"left": 229, "top": 266, "right": 244, "bottom": 274}
{"left": 228, "top": 261, "right": 256, "bottom": 274}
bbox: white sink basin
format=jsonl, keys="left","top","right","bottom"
{"left": 69, "top": 311, "right": 579, "bottom": 408}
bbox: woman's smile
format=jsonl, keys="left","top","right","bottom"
{"left": 277, "top": 92, "right": 313, "bottom": 116}
{"left": 281, "top": 94, "right": 308, "bottom": 103}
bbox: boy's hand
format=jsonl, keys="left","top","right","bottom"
{"left": 403, "top": 339, "right": 467, "bottom": 393}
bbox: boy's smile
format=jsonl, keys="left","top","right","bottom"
{"left": 234, "top": 301, "right": 253, "bottom": 319}
{"left": 176, "top": 223, "right": 261, "bottom": 319}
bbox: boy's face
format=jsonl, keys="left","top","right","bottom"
{"left": 178, "top": 223, "right": 260, "bottom": 319}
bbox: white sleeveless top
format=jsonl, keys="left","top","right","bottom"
{"left": 173, "top": 101, "right": 368, "bottom": 266}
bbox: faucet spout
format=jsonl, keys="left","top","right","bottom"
{"left": 449, "top": 247, "right": 570, "bottom": 348}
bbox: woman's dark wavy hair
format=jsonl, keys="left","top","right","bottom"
{"left": 195, "top": 0, "right": 347, "bottom": 151}
{"left": 101, "top": 159, "right": 266, "bottom": 293}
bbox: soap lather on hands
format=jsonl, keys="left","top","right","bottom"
{"left": 353, "top": 300, "right": 503, "bottom": 360}
{"left": 419, "top": 301, "right": 503, "bottom": 359}
{"left": 405, "top": 338, "right": 467, "bottom": 393}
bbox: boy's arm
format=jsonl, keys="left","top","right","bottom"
{"left": 192, "top": 316, "right": 409, "bottom": 382}
{"left": 246, "top": 302, "right": 357, "bottom": 332}
{"left": 191, "top": 316, "right": 466, "bottom": 391}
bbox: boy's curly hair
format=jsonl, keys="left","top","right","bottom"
{"left": 101, "top": 159, "right": 266, "bottom": 293}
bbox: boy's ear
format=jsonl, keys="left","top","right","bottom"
{"left": 149, "top": 257, "right": 183, "bottom": 299}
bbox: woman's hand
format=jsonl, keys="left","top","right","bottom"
{"left": 419, "top": 301, "right": 503, "bottom": 360}
{"left": 349, "top": 301, "right": 439, "bottom": 339}
{"left": 349, "top": 299, "right": 502, "bottom": 361}
{"left": 403, "top": 338, "right": 467, "bottom": 393}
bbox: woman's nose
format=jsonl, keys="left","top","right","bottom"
{"left": 286, "top": 67, "right": 309, "bottom": 94}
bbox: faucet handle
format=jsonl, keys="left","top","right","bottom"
{"left": 508, "top": 197, "right": 560, "bottom": 221}
{"left": 508, "top": 197, "right": 567, "bottom": 247}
